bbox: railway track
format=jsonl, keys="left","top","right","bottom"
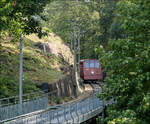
{"left": 89, "top": 81, "right": 104, "bottom": 94}
{"left": 90, "top": 83, "right": 101, "bottom": 93}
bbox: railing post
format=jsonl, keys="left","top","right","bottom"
{"left": 51, "top": 111, "right": 54, "bottom": 123}
{"left": 83, "top": 101, "right": 85, "bottom": 121}
{"left": 64, "top": 107, "right": 66, "bottom": 122}
{"left": 76, "top": 102, "right": 79, "bottom": 122}
{"left": 88, "top": 98, "right": 90, "bottom": 118}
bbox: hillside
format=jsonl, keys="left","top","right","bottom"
{"left": 0, "top": 33, "right": 73, "bottom": 98}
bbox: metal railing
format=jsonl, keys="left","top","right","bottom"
{"left": 0, "top": 91, "right": 47, "bottom": 107}
{"left": 3, "top": 93, "right": 104, "bottom": 124}
{"left": 0, "top": 91, "right": 49, "bottom": 121}
{"left": 0, "top": 89, "right": 67, "bottom": 122}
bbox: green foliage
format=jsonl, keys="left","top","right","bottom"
{"left": 41, "top": 0, "right": 118, "bottom": 60}
{"left": 23, "top": 79, "right": 39, "bottom": 93}
{"left": 0, "top": 76, "right": 39, "bottom": 98}
{"left": 97, "top": 0, "right": 150, "bottom": 123}
{"left": 55, "top": 97, "right": 62, "bottom": 104}
{"left": 98, "top": 1, "right": 117, "bottom": 45}
{"left": 0, "top": 0, "right": 51, "bottom": 38}
{"left": 97, "top": 109, "right": 142, "bottom": 124}
{"left": 0, "top": 36, "right": 63, "bottom": 99}
{"left": 0, "top": 77, "right": 17, "bottom": 98}
{"left": 43, "top": 1, "right": 101, "bottom": 59}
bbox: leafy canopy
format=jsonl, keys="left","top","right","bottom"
{"left": 98, "top": 0, "right": 150, "bottom": 123}
{"left": 0, "top": 0, "right": 51, "bottom": 38}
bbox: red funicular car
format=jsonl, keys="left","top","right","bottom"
{"left": 80, "top": 59, "right": 103, "bottom": 82}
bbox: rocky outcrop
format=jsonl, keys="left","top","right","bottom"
{"left": 26, "top": 33, "right": 77, "bottom": 98}
{"left": 48, "top": 74, "right": 77, "bottom": 98}
{"left": 33, "top": 33, "right": 73, "bottom": 65}
{"left": 40, "top": 66, "right": 77, "bottom": 98}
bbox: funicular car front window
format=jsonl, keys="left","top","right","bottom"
{"left": 90, "top": 60, "right": 94, "bottom": 68}
{"left": 95, "top": 60, "right": 99, "bottom": 68}
{"left": 84, "top": 61, "right": 89, "bottom": 68}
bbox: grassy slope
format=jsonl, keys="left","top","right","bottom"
{"left": 0, "top": 34, "right": 72, "bottom": 98}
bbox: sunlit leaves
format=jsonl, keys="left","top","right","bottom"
{"left": 97, "top": 0, "right": 150, "bottom": 123}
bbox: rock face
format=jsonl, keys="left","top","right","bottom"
{"left": 33, "top": 33, "right": 73, "bottom": 65}
{"left": 40, "top": 66, "right": 77, "bottom": 99}
{"left": 48, "top": 74, "right": 77, "bottom": 98}
{"left": 28, "top": 33, "right": 77, "bottom": 98}
{"left": 35, "top": 42, "right": 58, "bottom": 55}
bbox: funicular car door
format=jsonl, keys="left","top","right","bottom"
{"left": 80, "top": 61, "right": 84, "bottom": 78}
{"left": 83, "top": 60, "right": 95, "bottom": 80}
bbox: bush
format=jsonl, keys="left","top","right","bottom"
{"left": 55, "top": 97, "right": 62, "bottom": 104}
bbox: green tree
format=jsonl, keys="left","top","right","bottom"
{"left": 98, "top": 0, "right": 150, "bottom": 123}
{"left": 43, "top": 1, "right": 102, "bottom": 59}
{"left": 0, "top": 0, "right": 51, "bottom": 38}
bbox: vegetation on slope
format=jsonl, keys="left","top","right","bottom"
{"left": 0, "top": 33, "right": 73, "bottom": 98}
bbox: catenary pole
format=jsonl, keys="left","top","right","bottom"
{"left": 78, "top": 28, "right": 81, "bottom": 81}
{"left": 19, "top": 33, "right": 23, "bottom": 114}
{"left": 73, "top": 22, "right": 77, "bottom": 83}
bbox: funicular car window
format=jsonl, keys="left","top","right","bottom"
{"left": 95, "top": 60, "right": 99, "bottom": 68}
{"left": 90, "top": 60, "right": 94, "bottom": 68}
{"left": 84, "top": 60, "right": 89, "bottom": 68}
